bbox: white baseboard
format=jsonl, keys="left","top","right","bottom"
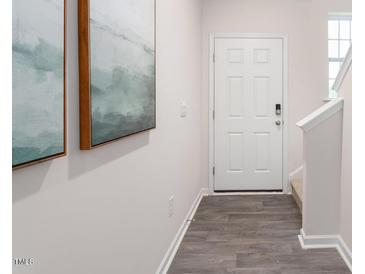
{"left": 298, "top": 229, "right": 352, "bottom": 271}
{"left": 210, "top": 192, "right": 285, "bottom": 196}
{"left": 155, "top": 188, "right": 208, "bottom": 274}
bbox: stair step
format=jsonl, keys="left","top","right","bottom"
{"left": 291, "top": 179, "right": 303, "bottom": 212}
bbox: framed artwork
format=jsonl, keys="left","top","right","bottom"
{"left": 12, "top": 0, "right": 66, "bottom": 169}
{"left": 78, "top": 0, "right": 156, "bottom": 150}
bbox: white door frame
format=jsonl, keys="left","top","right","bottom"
{"left": 208, "top": 33, "right": 289, "bottom": 194}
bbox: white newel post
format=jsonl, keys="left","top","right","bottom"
{"left": 297, "top": 98, "right": 344, "bottom": 237}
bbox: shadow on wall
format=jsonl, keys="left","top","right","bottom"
{"left": 12, "top": 131, "right": 150, "bottom": 203}
{"left": 12, "top": 161, "right": 52, "bottom": 203}
{"left": 67, "top": 131, "right": 151, "bottom": 180}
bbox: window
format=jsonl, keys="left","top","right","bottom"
{"left": 328, "top": 14, "right": 352, "bottom": 98}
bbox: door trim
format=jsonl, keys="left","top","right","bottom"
{"left": 208, "top": 33, "right": 289, "bottom": 194}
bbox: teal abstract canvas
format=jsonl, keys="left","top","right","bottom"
{"left": 89, "top": 0, "right": 156, "bottom": 146}
{"left": 12, "top": 0, "right": 65, "bottom": 168}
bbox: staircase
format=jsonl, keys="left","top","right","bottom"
{"left": 291, "top": 46, "right": 352, "bottom": 269}
{"left": 291, "top": 179, "right": 303, "bottom": 212}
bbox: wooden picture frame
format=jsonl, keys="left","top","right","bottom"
{"left": 78, "top": 0, "right": 156, "bottom": 150}
{"left": 12, "top": 0, "right": 67, "bottom": 170}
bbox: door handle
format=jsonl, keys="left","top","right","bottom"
{"left": 275, "top": 120, "right": 281, "bottom": 125}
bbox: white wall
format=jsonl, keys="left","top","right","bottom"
{"left": 339, "top": 66, "right": 352, "bottom": 251}
{"left": 12, "top": 0, "right": 203, "bottom": 273}
{"left": 201, "top": 0, "right": 352, "bottom": 187}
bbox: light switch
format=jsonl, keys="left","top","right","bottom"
{"left": 180, "top": 100, "right": 187, "bottom": 118}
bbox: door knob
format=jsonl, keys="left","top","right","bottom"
{"left": 275, "top": 120, "right": 281, "bottom": 125}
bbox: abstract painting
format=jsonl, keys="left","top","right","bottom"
{"left": 78, "top": 0, "right": 156, "bottom": 149}
{"left": 12, "top": 0, "right": 66, "bottom": 169}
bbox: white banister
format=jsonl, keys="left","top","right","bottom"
{"left": 296, "top": 98, "right": 344, "bottom": 132}
{"left": 332, "top": 46, "right": 352, "bottom": 92}
{"left": 297, "top": 103, "right": 344, "bottom": 241}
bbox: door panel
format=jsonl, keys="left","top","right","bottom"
{"left": 254, "top": 77, "right": 270, "bottom": 117}
{"left": 228, "top": 77, "right": 245, "bottom": 117}
{"left": 255, "top": 132, "right": 270, "bottom": 171}
{"left": 214, "top": 37, "right": 283, "bottom": 191}
{"left": 228, "top": 132, "right": 244, "bottom": 171}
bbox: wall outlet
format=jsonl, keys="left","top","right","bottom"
{"left": 168, "top": 196, "right": 174, "bottom": 218}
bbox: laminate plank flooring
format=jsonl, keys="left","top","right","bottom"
{"left": 168, "top": 195, "right": 350, "bottom": 274}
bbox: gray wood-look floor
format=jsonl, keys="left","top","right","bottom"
{"left": 168, "top": 195, "right": 350, "bottom": 274}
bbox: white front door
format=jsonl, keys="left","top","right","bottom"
{"left": 214, "top": 37, "right": 283, "bottom": 191}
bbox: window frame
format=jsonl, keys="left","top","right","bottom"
{"left": 328, "top": 13, "right": 352, "bottom": 98}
